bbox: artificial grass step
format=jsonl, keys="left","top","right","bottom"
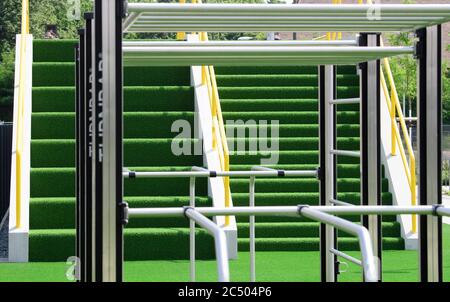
{"left": 30, "top": 167, "right": 206, "bottom": 198}
{"left": 220, "top": 99, "right": 358, "bottom": 112}
{"left": 229, "top": 150, "right": 359, "bottom": 165}
{"left": 227, "top": 137, "right": 359, "bottom": 151}
{"left": 237, "top": 222, "right": 401, "bottom": 238}
{"left": 31, "top": 138, "right": 203, "bottom": 167}
{"left": 222, "top": 111, "right": 359, "bottom": 124}
{"left": 32, "top": 86, "right": 194, "bottom": 113}
{"left": 218, "top": 86, "right": 358, "bottom": 99}
{"left": 223, "top": 124, "right": 359, "bottom": 138}
{"left": 237, "top": 237, "right": 404, "bottom": 252}
{"left": 32, "top": 112, "right": 195, "bottom": 139}
{"left": 216, "top": 74, "right": 359, "bottom": 87}
{"left": 33, "top": 63, "right": 190, "bottom": 87}
{"left": 30, "top": 196, "right": 211, "bottom": 229}
{"left": 230, "top": 164, "right": 360, "bottom": 178}
{"left": 29, "top": 228, "right": 215, "bottom": 261}
{"left": 33, "top": 39, "right": 78, "bottom": 62}
{"left": 214, "top": 66, "right": 356, "bottom": 75}
{"left": 229, "top": 178, "right": 389, "bottom": 193}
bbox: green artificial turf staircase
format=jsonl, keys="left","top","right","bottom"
{"left": 29, "top": 39, "right": 213, "bottom": 261}
{"left": 215, "top": 66, "right": 404, "bottom": 251}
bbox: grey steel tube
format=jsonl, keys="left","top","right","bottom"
{"left": 298, "top": 206, "right": 378, "bottom": 282}
{"left": 185, "top": 208, "right": 230, "bottom": 282}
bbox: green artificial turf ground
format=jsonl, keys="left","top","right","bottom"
{"left": 0, "top": 224, "right": 448, "bottom": 282}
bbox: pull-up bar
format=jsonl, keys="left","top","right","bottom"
{"left": 124, "top": 3, "right": 450, "bottom": 32}
{"left": 123, "top": 45, "right": 414, "bottom": 66}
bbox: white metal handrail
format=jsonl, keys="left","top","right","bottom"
{"left": 184, "top": 207, "right": 230, "bottom": 282}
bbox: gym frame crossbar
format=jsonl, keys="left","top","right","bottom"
{"left": 123, "top": 3, "right": 450, "bottom": 33}
{"left": 122, "top": 45, "right": 413, "bottom": 66}
{"left": 74, "top": 0, "right": 448, "bottom": 282}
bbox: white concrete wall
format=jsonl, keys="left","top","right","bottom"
{"left": 188, "top": 35, "right": 238, "bottom": 259}
{"left": 380, "top": 79, "right": 418, "bottom": 250}
{"left": 8, "top": 34, "right": 33, "bottom": 262}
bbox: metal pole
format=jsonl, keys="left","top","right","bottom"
{"left": 359, "top": 33, "right": 382, "bottom": 281}
{"left": 299, "top": 206, "right": 378, "bottom": 282}
{"left": 319, "top": 65, "right": 337, "bottom": 282}
{"left": 83, "top": 13, "right": 94, "bottom": 282}
{"left": 416, "top": 25, "right": 443, "bottom": 282}
{"left": 94, "top": 0, "right": 126, "bottom": 282}
{"left": 75, "top": 42, "right": 81, "bottom": 282}
{"left": 128, "top": 205, "right": 450, "bottom": 218}
{"left": 184, "top": 209, "right": 230, "bottom": 282}
{"left": 189, "top": 176, "right": 196, "bottom": 282}
{"left": 249, "top": 175, "right": 256, "bottom": 282}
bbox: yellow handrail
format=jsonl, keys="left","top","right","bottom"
{"left": 16, "top": 0, "right": 30, "bottom": 228}
{"left": 364, "top": 0, "right": 417, "bottom": 233}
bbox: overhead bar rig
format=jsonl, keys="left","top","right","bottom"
{"left": 75, "top": 1, "right": 450, "bottom": 282}
{"left": 124, "top": 4, "right": 450, "bottom": 32}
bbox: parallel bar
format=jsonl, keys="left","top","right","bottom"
{"left": 330, "top": 248, "right": 362, "bottom": 267}
{"left": 330, "top": 149, "right": 360, "bottom": 158}
{"left": 123, "top": 40, "right": 359, "bottom": 47}
{"left": 184, "top": 209, "right": 230, "bottom": 282}
{"left": 122, "top": 46, "right": 413, "bottom": 66}
{"left": 124, "top": 169, "right": 318, "bottom": 178}
{"left": 128, "top": 205, "right": 450, "bottom": 218}
{"left": 329, "top": 98, "right": 360, "bottom": 105}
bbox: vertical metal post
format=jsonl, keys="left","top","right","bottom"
{"left": 319, "top": 65, "right": 337, "bottom": 282}
{"left": 93, "top": 0, "right": 125, "bottom": 282}
{"left": 76, "top": 29, "right": 86, "bottom": 282}
{"left": 249, "top": 176, "right": 256, "bottom": 282}
{"left": 83, "top": 13, "right": 94, "bottom": 282}
{"left": 75, "top": 43, "right": 80, "bottom": 277}
{"left": 189, "top": 176, "right": 196, "bottom": 282}
{"left": 359, "top": 33, "right": 382, "bottom": 282}
{"left": 416, "top": 25, "right": 443, "bottom": 282}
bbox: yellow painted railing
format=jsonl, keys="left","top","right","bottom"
{"left": 15, "top": 0, "right": 30, "bottom": 228}
{"left": 364, "top": 0, "right": 417, "bottom": 232}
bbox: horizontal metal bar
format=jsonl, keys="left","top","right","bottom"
{"left": 124, "top": 4, "right": 450, "bottom": 32}
{"left": 330, "top": 149, "right": 361, "bottom": 158}
{"left": 330, "top": 199, "right": 354, "bottom": 206}
{"left": 329, "top": 98, "right": 360, "bottom": 105}
{"left": 123, "top": 40, "right": 359, "bottom": 47}
{"left": 123, "top": 169, "right": 318, "bottom": 178}
{"left": 127, "top": 205, "right": 450, "bottom": 218}
{"left": 330, "top": 248, "right": 362, "bottom": 266}
{"left": 127, "top": 3, "right": 450, "bottom": 15}
{"left": 123, "top": 46, "right": 413, "bottom": 66}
